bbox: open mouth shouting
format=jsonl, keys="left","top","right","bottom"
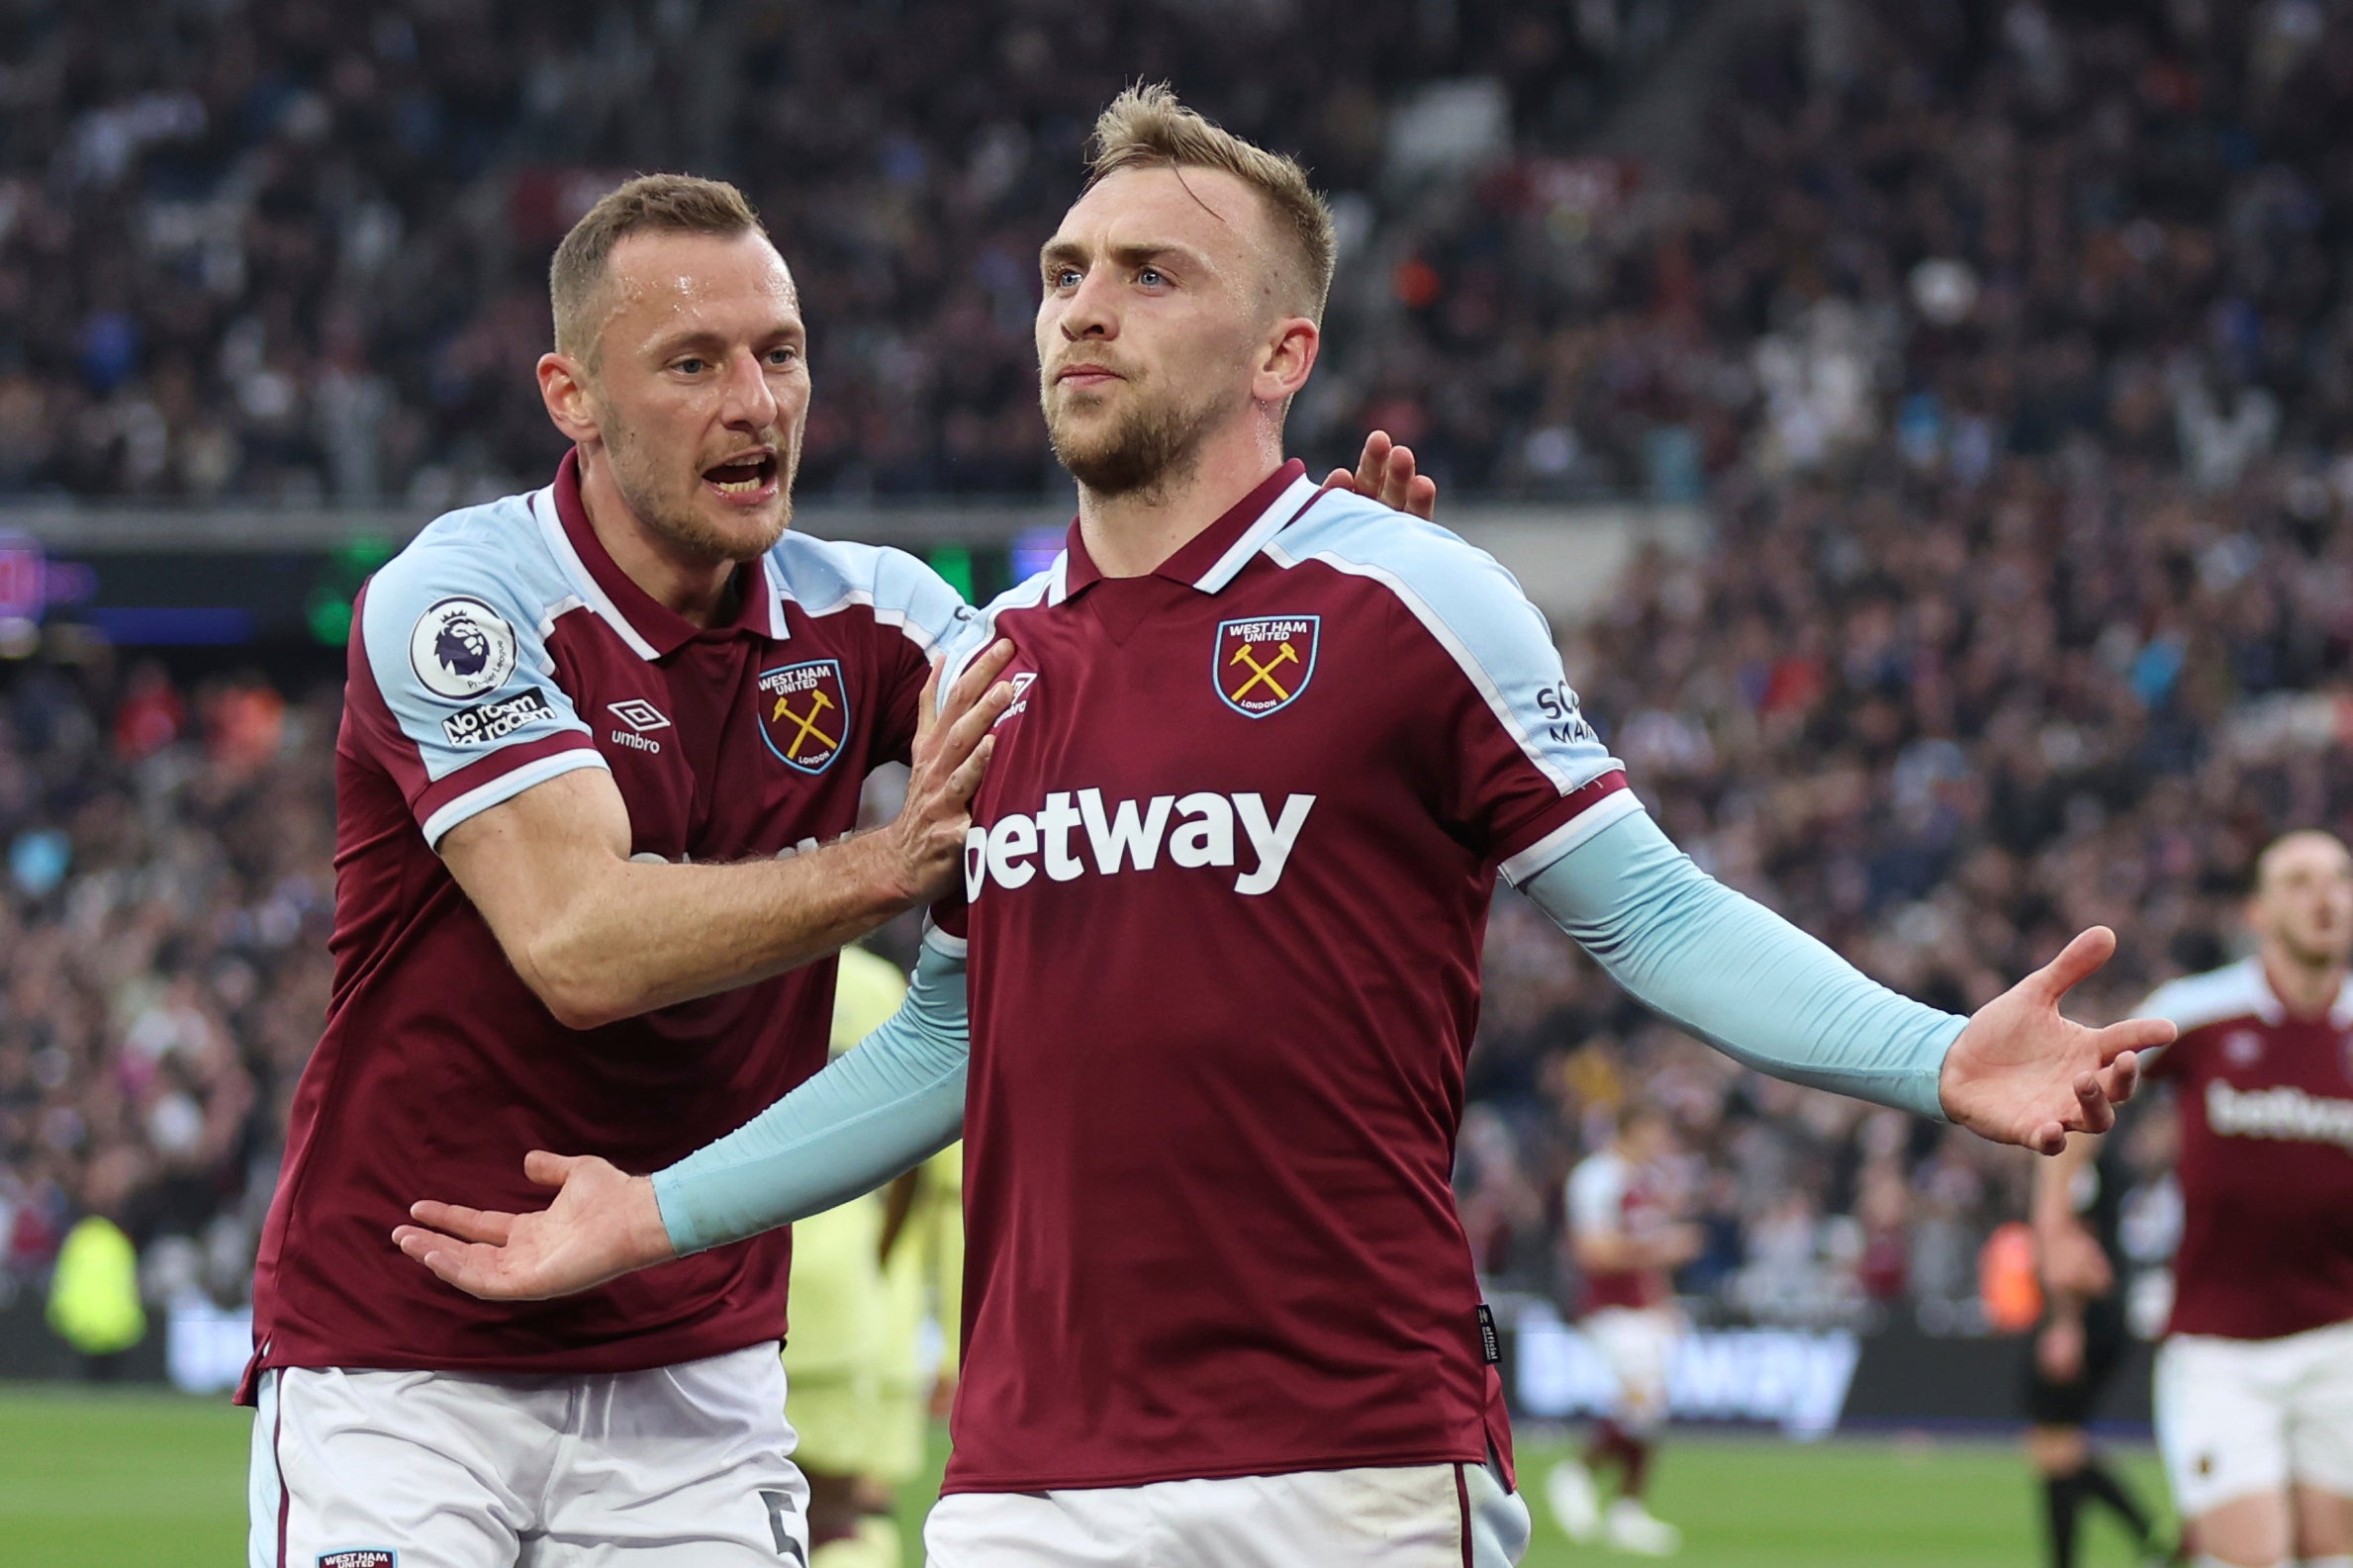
{"left": 702, "top": 450, "right": 780, "bottom": 505}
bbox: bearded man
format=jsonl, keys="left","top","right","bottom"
{"left": 239, "top": 174, "right": 1017, "bottom": 1568}
{"left": 395, "top": 93, "right": 2167, "bottom": 1566}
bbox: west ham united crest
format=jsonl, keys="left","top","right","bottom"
{"left": 756, "top": 659, "right": 849, "bottom": 774}
{"left": 1215, "top": 615, "right": 1318, "bottom": 717}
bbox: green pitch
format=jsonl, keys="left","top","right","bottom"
{"left": 0, "top": 1385, "right": 2168, "bottom": 1565}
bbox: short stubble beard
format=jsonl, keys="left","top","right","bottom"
{"left": 602, "top": 409, "right": 796, "bottom": 565}
{"left": 1044, "top": 376, "right": 1229, "bottom": 501}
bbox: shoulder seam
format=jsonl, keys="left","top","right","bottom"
{"left": 1265, "top": 537, "right": 1582, "bottom": 792}
{"left": 361, "top": 498, "right": 588, "bottom": 680}
{"left": 2144, "top": 960, "right": 2270, "bottom": 1035}
{"left": 937, "top": 569, "right": 1057, "bottom": 705}
{"left": 773, "top": 537, "right": 961, "bottom": 653}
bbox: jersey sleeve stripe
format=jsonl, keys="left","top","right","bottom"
{"left": 1265, "top": 535, "right": 1604, "bottom": 795}
{"left": 919, "top": 918, "right": 967, "bottom": 962}
{"left": 530, "top": 486, "right": 661, "bottom": 661}
{"left": 759, "top": 554, "right": 789, "bottom": 639}
{"left": 771, "top": 535, "right": 972, "bottom": 656}
{"left": 418, "top": 738, "right": 608, "bottom": 847}
{"left": 790, "top": 586, "right": 944, "bottom": 654}
{"left": 1192, "top": 475, "right": 1325, "bottom": 594}
{"left": 938, "top": 568, "right": 1057, "bottom": 711}
{"left": 2138, "top": 958, "right": 2270, "bottom": 1034}
{"left": 1495, "top": 777, "right": 1641, "bottom": 885}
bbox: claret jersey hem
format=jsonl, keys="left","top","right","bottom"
{"left": 236, "top": 1324, "right": 785, "bottom": 1406}
{"left": 937, "top": 1442, "right": 1492, "bottom": 1498}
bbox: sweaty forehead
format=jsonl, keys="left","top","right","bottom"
{"left": 1052, "top": 165, "right": 1274, "bottom": 271}
{"left": 595, "top": 230, "right": 800, "bottom": 348}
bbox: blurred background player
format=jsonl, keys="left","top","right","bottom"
{"left": 2040, "top": 831, "right": 2353, "bottom": 1568}
{"left": 784, "top": 945, "right": 963, "bottom": 1568}
{"left": 2024, "top": 1091, "right": 2169, "bottom": 1568}
{"left": 1548, "top": 1103, "right": 1698, "bottom": 1556}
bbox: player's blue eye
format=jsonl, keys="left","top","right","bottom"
{"left": 675, "top": 357, "right": 706, "bottom": 375}
{"left": 767, "top": 347, "right": 800, "bottom": 367}
{"left": 1138, "top": 268, "right": 1165, "bottom": 287}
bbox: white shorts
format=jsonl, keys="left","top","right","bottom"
{"left": 923, "top": 1457, "right": 1530, "bottom": 1568}
{"left": 2155, "top": 1319, "right": 2353, "bottom": 1519}
{"left": 1583, "top": 1307, "right": 1680, "bottom": 1434}
{"left": 248, "top": 1343, "right": 808, "bottom": 1567}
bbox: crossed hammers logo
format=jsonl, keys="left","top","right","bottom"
{"left": 1228, "top": 639, "right": 1299, "bottom": 704}
{"left": 771, "top": 687, "right": 839, "bottom": 759}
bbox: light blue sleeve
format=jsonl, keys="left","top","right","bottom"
{"left": 358, "top": 514, "right": 606, "bottom": 847}
{"left": 1523, "top": 810, "right": 1964, "bottom": 1119}
{"left": 650, "top": 933, "right": 971, "bottom": 1255}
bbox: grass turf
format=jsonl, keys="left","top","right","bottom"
{"left": 0, "top": 1385, "right": 2168, "bottom": 1565}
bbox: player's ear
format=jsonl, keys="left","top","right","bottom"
{"left": 538, "top": 351, "right": 601, "bottom": 443}
{"left": 1252, "top": 316, "right": 1318, "bottom": 408}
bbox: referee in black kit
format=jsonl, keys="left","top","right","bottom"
{"left": 2027, "top": 1104, "right": 2175, "bottom": 1568}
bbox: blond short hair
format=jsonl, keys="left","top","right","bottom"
{"left": 1084, "top": 84, "right": 1337, "bottom": 323}
{"left": 549, "top": 174, "right": 767, "bottom": 363}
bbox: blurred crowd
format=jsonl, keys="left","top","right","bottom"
{"left": 6, "top": 0, "right": 2353, "bottom": 1344}
{"left": 1459, "top": 0, "right": 2353, "bottom": 1330}
{"left": 0, "top": 0, "right": 1682, "bottom": 507}
{"left": 0, "top": 659, "right": 334, "bottom": 1316}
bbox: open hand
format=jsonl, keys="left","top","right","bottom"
{"left": 392, "top": 1151, "right": 675, "bottom": 1301}
{"left": 886, "top": 642, "right": 1014, "bottom": 903}
{"left": 1324, "top": 429, "right": 1438, "bottom": 519}
{"left": 1938, "top": 926, "right": 2174, "bottom": 1154}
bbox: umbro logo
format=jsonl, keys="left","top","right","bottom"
{"left": 607, "top": 699, "right": 672, "bottom": 733}
{"left": 995, "top": 671, "right": 1038, "bottom": 728}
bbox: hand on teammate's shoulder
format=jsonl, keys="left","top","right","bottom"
{"left": 1322, "top": 430, "right": 1439, "bottom": 521}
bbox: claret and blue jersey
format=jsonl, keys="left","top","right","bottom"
{"left": 247, "top": 451, "right": 966, "bottom": 1391}
{"left": 928, "top": 459, "right": 1632, "bottom": 1494}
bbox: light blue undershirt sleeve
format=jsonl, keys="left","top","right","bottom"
{"left": 650, "top": 937, "right": 971, "bottom": 1256}
{"left": 1521, "top": 809, "right": 1964, "bottom": 1120}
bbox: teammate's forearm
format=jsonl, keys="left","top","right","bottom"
{"left": 1524, "top": 811, "right": 1963, "bottom": 1119}
{"left": 652, "top": 934, "right": 971, "bottom": 1253}
{"left": 524, "top": 828, "right": 917, "bottom": 1028}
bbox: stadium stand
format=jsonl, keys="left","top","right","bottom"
{"left": 1, "top": 0, "right": 2348, "bottom": 1356}
{"left": 0, "top": 0, "right": 1686, "bottom": 506}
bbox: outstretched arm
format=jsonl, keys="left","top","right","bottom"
{"left": 1522, "top": 810, "right": 2170, "bottom": 1151}
{"left": 394, "top": 931, "right": 973, "bottom": 1300}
